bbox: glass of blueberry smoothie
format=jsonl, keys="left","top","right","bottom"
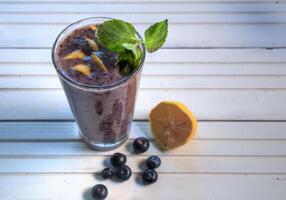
{"left": 52, "top": 17, "right": 167, "bottom": 151}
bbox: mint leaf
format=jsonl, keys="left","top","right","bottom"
{"left": 144, "top": 19, "right": 168, "bottom": 53}
{"left": 117, "top": 45, "right": 142, "bottom": 75}
{"left": 122, "top": 43, "right": 142, "bottom": 68}
{"left": 117, "top": 51, "right": 134, "bottom": 75}
{"left": 97, "top": 18, "right": 168, "bottom": 76}
{"left": 97, "top": 19, "right": 142, "bottom": 53}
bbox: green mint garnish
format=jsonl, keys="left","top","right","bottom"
{"left": 97, "top": 19, "right": 142, "bottom": 53}
{"left": 97, "top": 19, "right": 168, "bottom": 75}
{"left": 144, "top": 19, "right": 168, "bottom": 53}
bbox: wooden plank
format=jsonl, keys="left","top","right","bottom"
{"left": 0, "top": 3, "right": 285, "bottom": 13}
{"left": 2, "top": 63, "right": 286, "bottom": 76}
{"left": 1, "top": 121, "right": 286, "bottom": 140}
{"left": 1, "top": 49, "right": 286, "bottom": 63}
{"left": 1, "top": 49, "right": 286, "bottom": 77}
{"left": 0, "top": 174, "right": 285, "bottom": 200}
{"left": 2, "top": 75, "right": 286, "bottom": 89}
{"left": 0, "top": 157, "right": 285, "bottom": 173}
{"left": 0, "top": 122, "right": 81, "bottom": 140}
{"left": 2, "top": 13, "right": 286, "bottom": 24}
{"left": 1, "top": 0, "right": 286, "bottom": 2}
{"left": 0, "top": 89, "right": 286, "bottom": 120}
{"left": 0, "top": 140, "right": 285, "bottom": 156}
{"left": 1, "top": 24, "right": 286, "bottom": 48}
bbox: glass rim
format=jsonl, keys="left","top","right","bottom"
{"left": 51, "top": 16, "right": 146, "bottom": 90}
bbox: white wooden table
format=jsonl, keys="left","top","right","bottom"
{"left": 1, "top": 0, "right": 286, "bottom": 199}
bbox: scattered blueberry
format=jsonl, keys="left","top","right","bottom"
{"left": 101, "top": 168, "right": 113, "bottom": 179}
{"left": 91, "top": 184, "right": 108, "bottom": 200}
{"left": 142, "top": 169, "right": 158, "bottom": 184}
{"left": 115, "top": 165, "right": 132, "bottom": 181}
{"left": 133, "top": 137, "right": 150, "bottom": 153}
{"left": 146, "top": 156, "right": 161, "bottom": 169}
{"left": 111, "top": 153, "right": 127, "bottom": 167}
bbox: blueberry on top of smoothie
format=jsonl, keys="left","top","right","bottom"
{"left": 56, "top": 19, "right": 168, "bottom": 86}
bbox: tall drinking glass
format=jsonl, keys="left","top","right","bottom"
{"left": 52, "top": 17, "right": 146, "bottom": 151}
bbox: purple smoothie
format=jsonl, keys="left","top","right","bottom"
{"left": 52, "top": 18, "right": 145, "bottom": 150}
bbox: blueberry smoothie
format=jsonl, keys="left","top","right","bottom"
{"left": 52, "top": 18, "right": 145, "bottom": 150}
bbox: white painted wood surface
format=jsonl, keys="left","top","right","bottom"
{"left": 0, "top": 1, "right": 285, "bottom": 120}
{"left": 2, "top": 24, "right": 286, "bottom": 48}
{"left": 2, "top": 121, "right": 286, "bottom": 140}
{"left": 1, "top": 0, "right": 286, "bottom": 199}
{"left": 2, "top": 89, "right": 286, "bottom": 120}
{"left": 1, "top": 48, "right": 286, "bottom": 120}
{"left": 1, "top": 174, "right": 285, "bottom": 200}
{"left": 0, "top": 122, "right": 286, "bottom": 200}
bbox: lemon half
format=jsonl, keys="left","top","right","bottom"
{"left": 149, "top": 101, "right": 198, "bottom": 150}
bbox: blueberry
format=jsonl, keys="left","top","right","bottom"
{"left": 83, "top": 56, "right": 92, "bottom": 63}
{"left": 101, "top": 168, "right": 113, "bottom": 179}
{"left": 111, "top": 153, "right": 127, "bottom": 167}
{"left": 115, "top": 165, "right": 132, "bottom": 181}
{"left": 72, "top": 38, "right": 84, "bottom": 47}
{"left": 91, "top": 184, "right": 108, "bottom": 200}
{"left": 133, "top": 137, "right": 150, "bottom": 153}
{"left": 142, "top": 169, "right": 158, "bottom": 184}
{"left": 73, "top": 38, "right": 92, "bottom": 55}
{"left": 146, "top": 156, "right": 161, "bottom": 169}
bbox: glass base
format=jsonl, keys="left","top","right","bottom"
{"left": 80, "top": 132, "right": 128, "bottom": 151}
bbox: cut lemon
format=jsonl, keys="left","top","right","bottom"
{"left": 91, "top": 53, "right": 108, "bottom": 72}
{"left": 149, "top": 101, "right": 198, "bottom": 150}
{"left": 64, "top": 50, "right": 85, "bottom": 60}
{"left": 73, "top": 64, "right": 91, "bottom": 76}
{"left": 85, "top": 38, "right": 99, "bottom": 51}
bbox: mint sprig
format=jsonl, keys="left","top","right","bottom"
{"left": 145, "top": 19, "right": 168, "bottom": 53}
{"left": 97, "top": 19, "right": 142, "bottom": 53}
{"left": 97, "top": 19, "right": 168, "bottom": 75}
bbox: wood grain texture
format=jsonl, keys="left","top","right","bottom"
{"left": 0, "top": 121, "right": 285, "bottom": 200}
{"left": 1, "top": 89, "right": 286, "bottom": 120}
{"left": 0, "top": 140, "right": 285, "bottom": 156}
{"left": 0, "top": 157, "right": 286, "bottom": 173}
{"left": 1, "top": 121, "right": 286, "bottom": 140}
{"left": 1, "top": 13, "right": 286, "bottom": 24}
{"left": 1, "top": 49, "right": 286, "bottom": 90}
{"left": 3, "top": 75, "right": 286, "bottom": 89}
{"left": 2, "top": 0, "right": 286, "bottom": 2}
{"left": 1, "top": 2, "right": 286, "bottom": 13}
{"left": 1, "top": 24, "right": 286, "bottom": 48}
{"left": 0, "top": 174, "right": 286, "bottom": 200}
{"left": 2, "top": 49, "right": 286, "bottom": 63}
{"left": 2, "top": 63, "right": 286, "bottom": 76}
{"left": 0, "top": 0, "right": 286, "bottom": 199}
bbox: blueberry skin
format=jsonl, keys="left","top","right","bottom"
{"left": 146, "top": 156, "right": 161, "bottom": 169}
{"left": 115, "top": 165, "right": 132, "bottom": 181}
{"left": 142, "top": 169, "right": 158, "bottom": 184}
{"left": 72, "top": 38, "right": 92, "bottom": 55}
{"left": 101, "top": 168, "right": 113, "bottom": 179}
{"left": 110, "top": 153, "right": 127, "bottom": 167}
{"left": 133, "top": 137, "right": 150, "bottom": 153}
{"left": 91, "top": 184, "right": 108, "bottom": 200}
{"left": 83, "top": 56, "right": 92, "bottom": 63}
